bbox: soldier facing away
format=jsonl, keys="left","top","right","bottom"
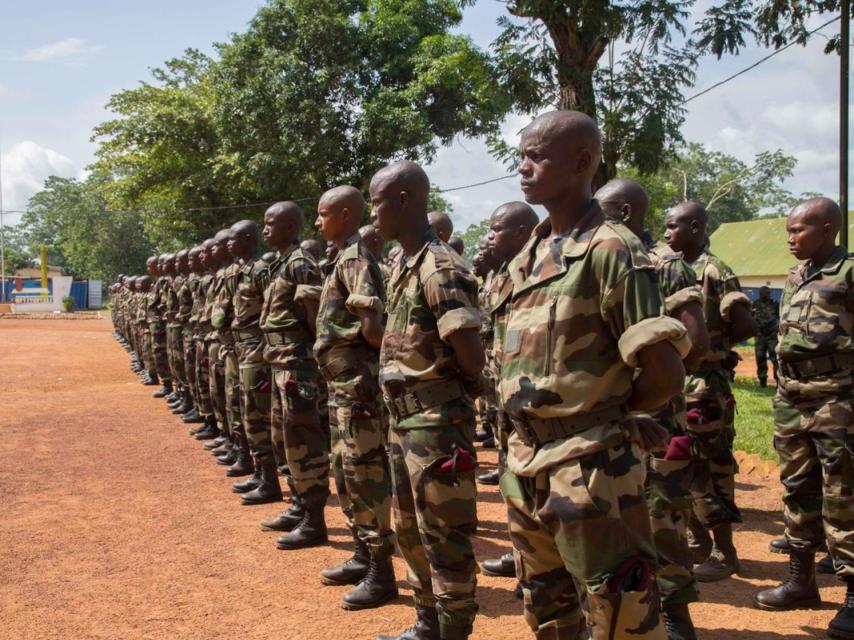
{"left": 753, "top": 285, "right": 780, "bottom": 386}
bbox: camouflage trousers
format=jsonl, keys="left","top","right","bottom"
{"left": 271, "top": 365, "right": 330, "bottom": 508}
{"left": 149, "top": 321, "right": 172, "bottom": 383}
{"left": 194, "top": 337, "right": 213, "bottom": 416}
{"left": 329, "top": 376, "right": 393, "bottom": 554}
{"left": 645, "top": 450, "right": 698, "bottom": 606}
{"left": 684, "top": 370, "right": 741, "bottom": 528}
{"left": 183, "top": 330, "right": 199, "bottom": 407}
{"left": 167, "top": 326, "right": 187, "bottom": 387}
{"left": 208, "top": 341, "right": 227, "bottom": 433}
{"left": 478, "top": 365, "right": 498, "bottom": 439}
{"left": 222, "top": 346, "right": 243, "bottom": 437}
{"left": 774, "top": 391, "right": 854, "bottom": 578}
{"left": 389, "top": 424, "right": 478, "bottom": 639}
{"left": 501, "top": 440, "right": 664, "bottom": 640}
{"left": 755, "top": 330, "right": 779, "bottom": 383}
{"left": 141, "top": 324, "right": 155, "bottom": 375}
{"left": 236, "top": 342, "right": 273, "bottom": 464}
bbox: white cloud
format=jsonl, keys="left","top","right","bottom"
{"left": 0, "top": 82, "right": 8, "bottom": 98}
{"left": 17, "top": 38, "right": 101, "bottom": 62}
{"left": 1, "top": 141, "right": 78, "bottom": 222}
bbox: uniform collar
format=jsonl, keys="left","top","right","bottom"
{"left": 403, "top": 228, "right": 439, "bottom": 270}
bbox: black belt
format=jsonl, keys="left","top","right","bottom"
{"left": 218, "top": 330, "right": 235, "bottom": 345}
{"left": 780, "top": 353, "right": 854, "bottom": 381}
{"left": 320, "top": 357, "right": 357, "bottom": 381}
{"left": 509, "top": 405, "right": 626, "bottom": 447}
{"left": 234, "top": 327, "right": 262, "bottom": 341}
{"left": 385, "top": 379, "right": 465, "bottom": 420}
{"left": 264, "top": 331, "right": 305, "bottom": 347}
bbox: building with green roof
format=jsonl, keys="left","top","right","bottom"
{"left": 709, "top": 217, "right": 854, "bottom": 298}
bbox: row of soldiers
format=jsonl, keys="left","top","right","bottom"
{"left": 109, "top": 109, "right": 853, "bottom": 640}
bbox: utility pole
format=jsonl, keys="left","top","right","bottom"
{"left": 842, "top": 0, "right": 850, "bottom": 249}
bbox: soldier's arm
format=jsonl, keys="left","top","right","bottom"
{"left": 727, "top": 302, "right": 757, "bottom": 344}
{"left": 446, "top": 329, "right": 485, "bottom": 376}
{"left": 342, "top": 258, "right": 385, "bottom": 350}
{"left": 673, "top": 301, "right": 709, "bottom": 371}
{"left": 293, "top": 258, "right": 322, "bottom": 339}
{"left": 718, "top": 269, "right": 756, "bottom": 344}
{"left": 423, "top": 266, "right": 484, "bottom": 376}
{"left": 629, "top": 341, "right": 686, "bottom": 411}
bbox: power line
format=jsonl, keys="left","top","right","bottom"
{"left": 683, "top": 16, "right": 841, "bottom": 105}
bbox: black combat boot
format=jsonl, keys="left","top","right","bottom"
{"left": 769, "top": 537, "right": 792, "bottom": 554}
{"left": 375, "top": 605, "right": 440, "bottom": 640}
{"left": 174, "top": 395, "right": 194, "bottom": 416}
{"left": 695, "top": 523, "right": 740, "bottom": 582}
{"left": 226, "top": 434, "right": 254, "bottom": 477}
{"left": 321, "top": 529, "right": 370, "bottom": 585}
{"left": 182, "top": 407, "right": 204, "bottom": 424}
{"left": 240, "top": 459, "right": 283, "bottom": 505}
{"left": 477, "top": 468, "right": 500, "bottom": 485}
{"left": 142, "top": 371, "right": 159, "bottom": 386}
{"left": 211, "top": 437, "right": 232, "bottom": 456}
{"left": 260, "top": 498, "right": 305, "bottom": 532}
{"left": 828, "top": 579, "right": 854, "bottom": 639}
{"left": 754, "top": 548, "right": 820, "bottom": 610}
{"left": 217, "top": 447, "right": 238, "bottom": 466}
{"left": 204, "top": 436, "right": 227, "bottom": 451}
{"left": 166, "top": 389, "right": 181, "bottom": 403}
{"left": 276, "top": 504, "right": 328, "bottom": 550}
{"left": 481, "top": 551, "right": 515, "bottom": 578}
{"left": 193, "top": 416, "right": 220, "bottom": 440}
{"left": 818, "top": 555, "right": 836, "bottom": 574}
{"left": 153, "top": 380, "right": 173, "bottom": 398}
{"left": 341, "top": 545, "right": 398, "bottom": 610}
{"left": 232, "top": 465, "right": 262, "bottom": 493}
{"left": 662, "top": 602, "right": 698, "bottom": 640}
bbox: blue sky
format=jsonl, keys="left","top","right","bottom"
{"left": 0, "top": 1, "right": 845, "bottom": 231}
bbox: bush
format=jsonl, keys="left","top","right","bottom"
{"left": 62, "top": 296, "right": 75, "bottom": 313}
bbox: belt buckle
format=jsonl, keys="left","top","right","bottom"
{"left": 511, "top": 415, "right": 538, "bottom": 447}
{"left": 392, "top": 396, "right": 407, "bottom": 419}
{"left": 404, "top": 393, "right": 422, "bottom": 415}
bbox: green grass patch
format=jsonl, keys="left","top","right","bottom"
{"left": 732, "top": 377, "right": 777, "bottom": 461}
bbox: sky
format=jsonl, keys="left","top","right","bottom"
{"left": 0, "top": 0, "right": 847, "bottom": 232}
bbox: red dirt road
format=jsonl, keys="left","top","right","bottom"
{"left": 0, "top": 318, "right": 845, "bottom": 639}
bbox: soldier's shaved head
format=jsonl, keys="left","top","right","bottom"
{"left": 231, "top": 219, "right": 259, "bottom": 239}
{"left": 369, "top": 160, "right": 431, "bottom": 247}
{"left": 300, "top": 239, "right": 324, "bottom": 262}
{"left": 319, "top": 185, "right": 365, "bottom": 216}
{"left": 265, "top": 201, "right": 304, "bottom": 228}
{"left": 448, "top": 235, "right": 464, "bottom": 255}
{"left": 596, "top": 179, "right": 650, "bottom": 235}
{"left": 370, "top": 161, "right": 430, "bottom": 209}
{"left": 664, "top": 201, "right": 708, "bottom": 258}
{"left": 668, "top": 201, "right": 707, "bottom": 230}
{"left": 428, "top": 211, "right": 453, "bottom": 242}
{"left": 488, "top": 201, "right": 538, "bottom": 264}
{"left": 492, "top": 201, "right": 539, "bottom": 229}
{"left": 359, "top": 224, "right": 384, "bottom": 261}
{"left": 789, "top": 196, "right": 843, "bottom": 236}
{"left": 262, "top": 202, "right": 302, "bottom": 252}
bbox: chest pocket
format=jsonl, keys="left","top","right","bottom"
{"left": 783, "top": 290, "right": 812, "bottom": 332}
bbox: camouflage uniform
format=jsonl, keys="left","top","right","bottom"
{"left": 315, "top": 233, "right": 392, "bottom": 555}
{"left": 486, "top": 264, "right": 514, "bottom": 453}
{"left": 260, "top": 245, "right": 328, "bottom": 507}
{"left": 147, "top": 277, "right": 172, "bottom": 385}
{"left": 753, "top": 296, "right": 779, "bottom": 385}
{"left": 135, "top": 291, "right": 154, "bottom": 377}
{"left": 232, "top": 257, "right": 274, "bottom": 465}
{"left": 213, "top": 262, "right": 244, "bottom": 438}
{"left": 206, "top": 266, "right": 229, "bottom": 432}
{"left": 165, "top": 275, "right": 187, "bottom": 389}
{"left": 380, "top": 230, "right": 482, "bottom": 640}
{"left": 497, "top": 207, "right": 689, "bottom": 639}
{"left": 774, "top": 246, "right": 854, "bottom": 577}
{"left": 478, "top": 271, "right": 499, "bottom": 440}
{"left": 683, "top": 250, "right": 750, "bottom": 528}
{"left": 642, "top": 236, "right": 703, "bottom": 607}
{"left": 193, "top": 273, "right": 215, "bottom": 417}
{"left": 178, "top": 273, "right": 200, "bottom": 409}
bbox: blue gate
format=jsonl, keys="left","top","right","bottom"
{"left": 69, "top": 281, "right": 89, "bottom": 309}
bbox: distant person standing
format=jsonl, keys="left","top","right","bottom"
{"left": 752, "top": 286, "right": 779, "bottom": 387}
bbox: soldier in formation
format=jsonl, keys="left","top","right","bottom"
{"left": 753, "top": 285, "right": 780, "bottom": 387}
{"left": 109, "top": 109, "right": 854, "bottom": 640}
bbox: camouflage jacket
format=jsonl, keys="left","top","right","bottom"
{"left": 260, "top": 245, "right": 321, "bottom": 368}
{"left": 488, "top": 264, "right": 513, "bottom": 377}
{"left": 177, "top": 273, "right": 197, "bottom": 328}
{"left": 192, "top": 273, "right": 213, "bottom": 333}
{"left": 314, "top": 233, "right": 385, "bottom": 376}
{"left": 685, "top": 249, "right": 750, "bottom": 366}
{"left": 134, "top": 291, "right": 147, "bottom": 324}
{"left": 752, "top": 296, "right": 779, "bottom": 333}
{"left": 379, "top": 230, "right": 482, "bottom": 429}
{"left": 498, "top": 206, "right": 690, "bottom": 476}
{"left": 165, "top": 276, "right": 183, "bottom": 328}
{"left": 479, "top": 271, "right": 495, "bottom": 354}
{"left": 645, "top": 236, "right": 703, "bottom": 315}
{"left": 145, "top": 277, "right": 166, "bottom": 325}
{"left": 777, "top": 246, "right": 853, "bottom": 399}
{"left": 211, "top": 262, "right": 242, "bottom": 339}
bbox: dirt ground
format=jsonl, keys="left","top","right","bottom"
{"left": 0, "top": 318, "right": 844, "bottom": 640}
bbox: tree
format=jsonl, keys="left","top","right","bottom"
{"left": 693, "top": 0, "right": 848, "bottom": 58}
{"left": 490, "top": 1, "right": 698, "bottom": 183}
{"left": 0, "top": 224, "right": 37, "bottom": 275}
{"left": 92, "top": 0, "right": 508, "bottom": 243}
{"left": 459, "top": 218, "right": 490, "bottom": 262}
{"left": 22, "top": 173, "right": 154, "bottom": 282}
{"left": 620, "top": 142, "right": 798, "bottom": 235}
